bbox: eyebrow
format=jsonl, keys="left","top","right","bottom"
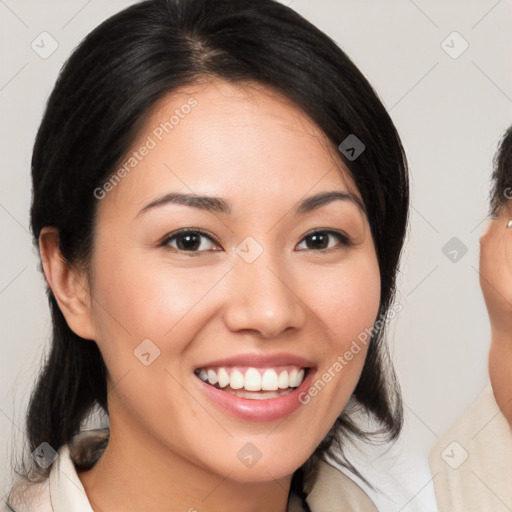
{"left": 136, "top": 190, "right": 365, "bottom": 218}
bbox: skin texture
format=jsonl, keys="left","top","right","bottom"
{"left": 481, "top": 201, "right": 512, "bottom": 426}
{"left": 39, "top": 79, "right": 381, "bottom": 512}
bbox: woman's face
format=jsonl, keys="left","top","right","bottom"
{"left": 86, "top": 79, "right": 380, "bottom": 482}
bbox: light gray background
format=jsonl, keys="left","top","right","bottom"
{"left": 1, "top": 0, "right": 511, "bottom": 510}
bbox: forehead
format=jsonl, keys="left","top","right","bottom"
{"left": 101, "top": 79, "right": 360, "bottom": 215}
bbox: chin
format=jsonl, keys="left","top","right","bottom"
{"left": 205, "top": 448, "right": 312, "bottom": 484}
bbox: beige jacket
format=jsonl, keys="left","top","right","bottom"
{"left": 6, "top": 437, "right": 378, "bottom": 512}
{"left": 429, "top": 385, "right": 512, "bottom": 511}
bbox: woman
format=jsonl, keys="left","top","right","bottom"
{"left": 5, "top": 0, "right": 409, "bottom": 510}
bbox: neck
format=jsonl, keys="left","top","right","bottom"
{"left": 77, "top": 420, "right": 294, "bottom": 512}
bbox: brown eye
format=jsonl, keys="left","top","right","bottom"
{"left": 296, "top": 230, "right": 352, "bottom": 251}
{"left": 162, "top": 229, "right": 221, "bottom": 253}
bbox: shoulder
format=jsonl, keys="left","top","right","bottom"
{"left": 304, "top": 458, "right": 378, "bottom": 512}
{"left": 5, "top": 438, "right": 98, "bottom": 512}
{"left": 4, "top": 477, "right": 52, "bottom": 512}
{"left": 429, "top": 385, "right": 512, "bottom": 512}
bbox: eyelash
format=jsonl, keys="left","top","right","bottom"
{"left": 160, "top": 228, "right": 354, "bottom": 255}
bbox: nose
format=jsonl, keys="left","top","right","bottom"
{"left": 222, "top": 249, "right": 307, "bottom": 338}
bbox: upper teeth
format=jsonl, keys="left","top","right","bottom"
{"left": 196, "top": 366, "right": 306, "bottom": 391}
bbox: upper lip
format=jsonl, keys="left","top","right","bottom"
{"left": 195, "top": 352, "right": 315, "bottom": 370}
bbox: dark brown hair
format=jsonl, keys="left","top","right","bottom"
{"left": 489, "top": 125, "right": 512, "bottom": 217}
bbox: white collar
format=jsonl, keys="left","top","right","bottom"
{"left": 49, "top": 444, "right": 94, "bottom": 512}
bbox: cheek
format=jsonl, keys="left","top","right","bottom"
{"left": 90, "top": 246, "right": 229, "bottom": 346}
{"left": 289, "top": 252, "right": 380, "bottom": 452}
{"left": 310, "top": 253, "right": 381, "bottom": 345}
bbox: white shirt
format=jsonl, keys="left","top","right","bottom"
{"left": 429, "top": 385, "right": 512, "bottom": 511}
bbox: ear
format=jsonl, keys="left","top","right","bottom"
{"left": 39, "top": 226, "right": 97, "bottom": 341}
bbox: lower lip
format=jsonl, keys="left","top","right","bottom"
{"left": 195, "top": 369, "right": 316, "bottom": 422}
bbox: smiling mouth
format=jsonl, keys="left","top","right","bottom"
{"left": 194, "top": 365, "right": 309, "bottom": 400}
